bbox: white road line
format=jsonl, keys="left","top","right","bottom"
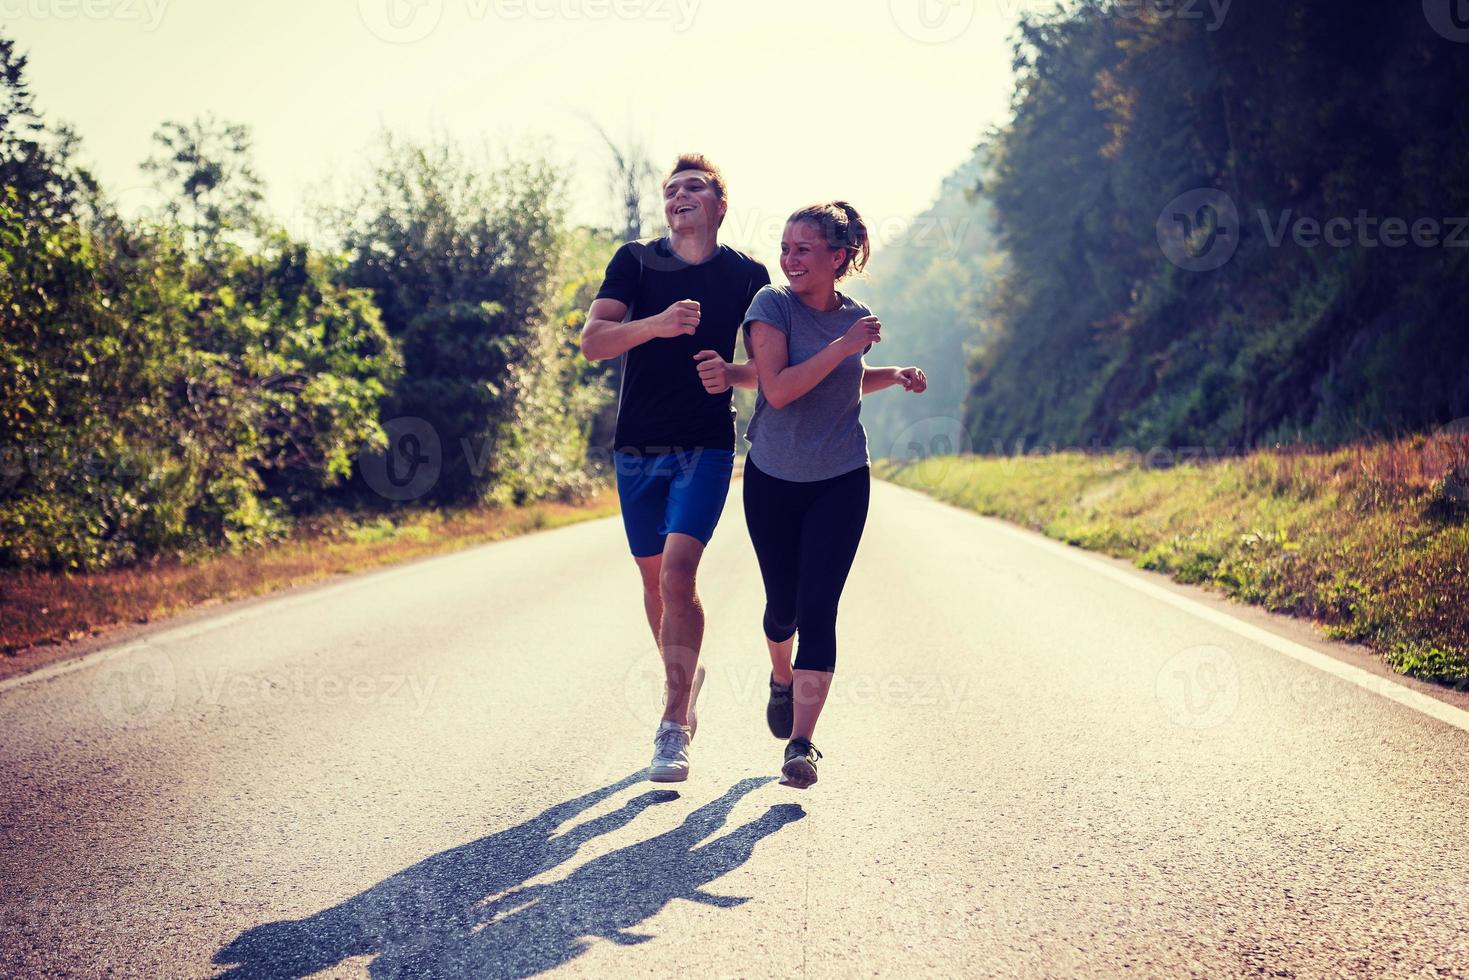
{"left": 0, "top": 576, "right": 374, "bottom": 697}
{"left": 10, "top": 484, "right": 1467, "bottom": 739}
{"left": 906, "top": 487, "right": 1469, "bottom": 735}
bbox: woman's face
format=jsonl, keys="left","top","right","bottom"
{"left": 780, "top": 220, "right": 844, "bottom": 295}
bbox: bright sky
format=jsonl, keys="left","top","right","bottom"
{"left": 8, "top": 0, "right": 1022, "bottom": 259}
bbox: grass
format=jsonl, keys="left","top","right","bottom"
{"left": 877, "top": 433, "right": 1469, "bottom": 687}
{"left": 0, "top": 490, "right": 618, "bottom": 659}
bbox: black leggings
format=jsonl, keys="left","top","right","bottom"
{"left": 742, "top": 456, "right": 870, "bottom": 674}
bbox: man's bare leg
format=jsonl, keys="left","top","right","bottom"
{"left": 634, "top": 553, "right": 663, "bottom": 646}
{"left": 658, "top": 532, "right": 706, "bottom": 726}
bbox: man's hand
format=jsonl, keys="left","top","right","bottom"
{"left": 693, "top": 350, "right": 733, "bottom": 394}
{"left": 897, "top": 366, "right": 928, "bottom": 393}
{"left": 651, "top": 299, "right": 701, "bottom": 339}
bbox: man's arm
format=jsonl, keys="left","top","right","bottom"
{"left": 580, "top": 298, "right": 699, "bottom": 362}
{"left": 729, "top": 358, "right": 759, "bottom": 390}
{"left": 692, "top": 352, "right": 759, "bottom": 393}
{"left": 730, "top": 265, "right": 772, "bottom": 391}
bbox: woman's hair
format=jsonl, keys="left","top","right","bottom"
{"left": 787, "top": 201, "right": 870, "bottom": 281}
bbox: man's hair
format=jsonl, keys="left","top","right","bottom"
{"left": 664, "top": 153, "right": 727, "bottom": 199}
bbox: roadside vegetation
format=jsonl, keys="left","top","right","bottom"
{"left": 879, "top": 432, "right": 1469, "bottom": 687}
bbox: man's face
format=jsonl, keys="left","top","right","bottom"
{"left": 663, "top": 171, "right": 726, "bottom": 234}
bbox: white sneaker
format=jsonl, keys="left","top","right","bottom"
{"left": 648, "top": 720, "right": 691, "bottom": 783}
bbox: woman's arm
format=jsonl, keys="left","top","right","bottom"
{"left": 862, "top": 361, "right": 927, "bottom": 395}
{"left": 861, "top": 364, "right": 901, "bottom": 394}
{"left": 748, "top": 316, "right": 882, "bottom": 409}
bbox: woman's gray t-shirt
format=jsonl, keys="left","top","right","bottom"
{"left": 742, "top": 284, "right": 872, "bottom": 483}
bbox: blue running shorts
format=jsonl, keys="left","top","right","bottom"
{"left": 613, "top": 448, "right": 735, "bottom": 558}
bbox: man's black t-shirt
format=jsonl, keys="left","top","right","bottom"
{"left": 595, "top": 238, "right": 770, "bottom": 454}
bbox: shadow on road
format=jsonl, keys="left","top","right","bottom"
{"left": 213, "top": 774, "right": 803, "bottom": 978}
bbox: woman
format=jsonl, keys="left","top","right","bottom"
{"left": 740, "top": 201, "right": 927, "bottom": 789}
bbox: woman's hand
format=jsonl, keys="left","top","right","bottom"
{"left": 896, "top": 366, "right": 927, "bottom": 393}
{"left": 693, "top": 350, "right": 733, "bottom": 393}
{"left": 840, "top": 314, "right": 882, "bottom": 354}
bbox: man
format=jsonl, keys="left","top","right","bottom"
{"left": 581, "top": 154, "right": 770, "bottom": 782}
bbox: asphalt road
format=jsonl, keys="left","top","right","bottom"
{"left": 2, "top": 479, "right": 1467, "bottom": 978}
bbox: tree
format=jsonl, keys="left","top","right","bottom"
{"left": 141, "top": 114, "right": 266, "bottom": 256}
{"left": 586, "top": 119, "right": 660, "bottom": 243}
{"left": 859, "top": 148, "right": 1001, "bottom": 459}
{"left": 335, "top": 132, "right": 569, "bottom": 504}
{"left": 0, "top": 33, "right": 94, "bottom": 221}
{"left": 962, "top": 0, "right": 1469, "bottom": 451}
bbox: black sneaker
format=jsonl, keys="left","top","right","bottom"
{"left": 781, "top": 737, "right": 822, "bottom": 789}
{"left": 766, "top": 674, "right": 793, "bottom": 739}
